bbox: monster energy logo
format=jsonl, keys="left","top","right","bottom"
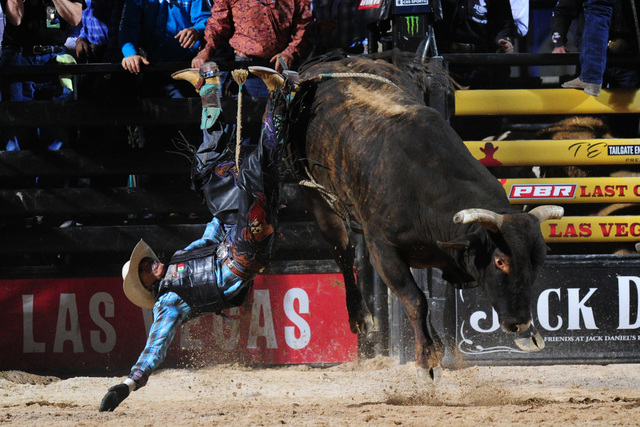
{"left": 405, "top": 16, "right": 420, "bottom": 36}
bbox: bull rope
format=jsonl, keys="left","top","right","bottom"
{"left": 298, "top": 169, "right": 351, "bottom": 221}
{"left": 301, "top": 72, "right": 400, "bottom": 89}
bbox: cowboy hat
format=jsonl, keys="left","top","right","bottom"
{"left": 122, "top": 239, "right": 160, "bottom": 309}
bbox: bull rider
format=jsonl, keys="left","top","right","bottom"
{"left": 99, "top": 62, "right": 288, "bottom": 412}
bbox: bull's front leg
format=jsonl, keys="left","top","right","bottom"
{"left": 367, "top": 242, "right": 444, "bottom": 382}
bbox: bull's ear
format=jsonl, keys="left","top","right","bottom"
{"left": 437, "top": 232, "right": 481, "bottom": 251}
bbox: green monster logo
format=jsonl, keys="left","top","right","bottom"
{"left": 405, "top": 15, "right": 420, "bottom": 36}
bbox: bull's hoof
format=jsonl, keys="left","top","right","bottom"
{"left": 365, "top": 330, "right": 381, "bottom": 343}
{"left": 514, "top": 326, "right": 545, "bottom": 352}
{"left": 355, "top": 314, "right": 379, "bottom": 342}
{"left": 416, "top": 366, "right": 442, "bottom": 384}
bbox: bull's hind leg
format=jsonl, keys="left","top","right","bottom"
{"left": 366, "top": 240, "right": 444, "bottom": 382}
{"left": 302, "top": 188, "right": 378, "bottom": 339}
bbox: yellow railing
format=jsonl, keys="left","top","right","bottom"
{"left": 456, "top": 87, "right": 640, "bottom": 244}
{"left": 464, "top": 139, "right": 640, "bottom": 166}
{"left": 455, "top": 88, "right": 640, "bottom": 116}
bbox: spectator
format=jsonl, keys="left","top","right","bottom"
{"left": 0, "top": 4, "right": 5, "bottom": 96}
{"left": 0, "top": 5, "right": 5, "bottom": 55}
{"left": 98, "top": 62, "right": 284, "bottom": 412}
{"left": 73, "top": 0, "right": 124, "bottom": 99}
{"left": 434, "top": 0, "right": 519, "bottom": 140}
{"left": 65, "top": 22, "right": 81, "bottom": 54}
{"left": 0, "top": 0, "right": 85, "bottom": 151}
{"left": 117, "top": 0, "right": 210, "bottom": 161}
{"left": 550, "top": 0, "right": 584, "bottom": 54}
{"left": 561, "top": 0, "right": 614, "bottom": 96}
{"left": 433, "top": 0, "right": 519, "bottom": 88}
{"left": 72, "top": 0, "right": 127, "bottom": 167}
{"left": 119, "top": 0, "right": 210, "bottom": 93}
{"left": 603, "top": 0, "right": 640, "bottom": 93}
{"left": 75, "top": 0, "right": 124, "bottom": 63}
{"left": 555, "top": 0, "right": 638, "bottom": 137}
{"left": 191, "top": 0, "right": 312, "bottom": 97}
{"left": 555, "top": 0, "right": 636, "bottom": 97}
{"left": 510, "top": 0, "right": 529, "bottom": 37}
{"left": 308, "top": 0, "right": 367, "bottom": 56}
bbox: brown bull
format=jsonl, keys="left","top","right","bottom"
{"left": 283, "top": 51, "right": 563, "bottom": 381}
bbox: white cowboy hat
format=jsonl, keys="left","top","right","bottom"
{"left": 122, "top": 239, "right": 160, "bottom": 309}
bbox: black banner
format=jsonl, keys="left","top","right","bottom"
{"left": 453, "top": 255, "right": 640, "bottom": 365}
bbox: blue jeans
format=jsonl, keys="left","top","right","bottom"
{"left": 0, "top": 48, "right": 73, "bottom": 151}
{"left": 580, "top": 0, "right": 615, "bottom": 85}
{"left": 604, "top": 65, "right": 640, "bottom": 88}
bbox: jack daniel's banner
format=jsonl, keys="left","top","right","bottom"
{"left": 455, "top": 255, "right": 640, "bottom": 364}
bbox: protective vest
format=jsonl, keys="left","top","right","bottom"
{"left": 157, "top": 246, "right": 251, "bottom": 316}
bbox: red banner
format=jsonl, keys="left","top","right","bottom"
{"left": 0, "top": 274, "right": 357, "bottom": 372}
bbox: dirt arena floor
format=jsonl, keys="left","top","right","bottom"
{"left": 2, "top": 356, "right": 640, "bottom": 426}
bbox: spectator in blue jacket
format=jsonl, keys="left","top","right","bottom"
{"left": 118, "top": 0, "right": 211, "bottom": 152}
{"left": 119, "top": 0, "right": 210, "bottom": 78}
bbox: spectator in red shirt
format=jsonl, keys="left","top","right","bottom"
{"left": 192, "top": 0, "right": 312, "bottom": 75}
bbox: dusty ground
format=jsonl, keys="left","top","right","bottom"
{"left": 2, "top": 356, "right": 640, "bottom": 426}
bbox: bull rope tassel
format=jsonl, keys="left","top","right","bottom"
{"left": 231, "top": 69, "right": 249, "bottom": 169}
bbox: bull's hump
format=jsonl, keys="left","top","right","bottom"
{"left": 342, "top": 84, "right": 420, "bottom": 118}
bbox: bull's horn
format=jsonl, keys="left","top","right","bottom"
{"left": 248, "top": 66, "right": 285, "bottom": 91}
{"left": 171, "top": 68, "right": 201, "bottom": 88}
{"left": 528, "top": 205, "right": 564, "bottom": 223}
{"left": 453, "top": 209, "right": 503, "bottom": 232}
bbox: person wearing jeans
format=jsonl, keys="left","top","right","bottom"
{"left": 0, "top": 0, "right": 85, "bottom": 150}
{"left": 562, "top": 0, "right": 615, "bottom": 97}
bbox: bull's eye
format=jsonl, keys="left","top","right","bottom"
{"left": 494, "top": 255, "right": 510, "bottom": 274}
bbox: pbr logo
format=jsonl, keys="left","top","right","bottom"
{"left": 358, "top": 0, "right": 382, "bottom": 9}
{"left": 509, "top": 184, "right": 577, "bottom": 199}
